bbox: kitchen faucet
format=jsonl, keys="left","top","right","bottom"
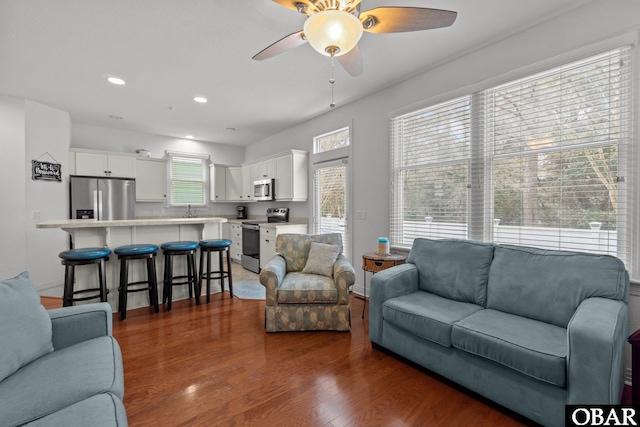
{"left": 184, "top": 204, "right": 197, "bottom": 218}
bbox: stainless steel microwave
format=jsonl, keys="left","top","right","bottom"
{"left": 254, "top": 178, "right": 275, "bottom": 201}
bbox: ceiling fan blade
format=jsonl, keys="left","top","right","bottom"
{"left": 271, "top": 0, "right": 314, "bottom": 14}
{"left": 252, "top": 31, "right": 308, "bottom": 61}
{"left": 337, "top": 45, "right": 363, "bottom": 77}
{"left": 360, "top": 7, "right": 457, "bottom": 34}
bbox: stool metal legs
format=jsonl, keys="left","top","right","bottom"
{"left": 199, "top": 248, "right": 233, "bottom": 303}
{"left": 62, "top": 257, "right": 109, "bottom": 307}
{"left": 118, "top": 254, "right": 159, "bottom": 321}
{"left": 163, "top": 250, "right": 198, "bottom": 311}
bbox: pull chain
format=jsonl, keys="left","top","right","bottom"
{"left": 329, "top": 54, "right": 336, "bottom": 108}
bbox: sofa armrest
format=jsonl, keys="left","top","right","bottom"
{"left": 334, "top": 254, "right": 356, "bottom": 305}
{"left": 369, "top": 263, "right": 419, "bottom": 344}
{"left": 567, "top": 297, "right": 628, "bottom": 404}
{"left": 48, "top": 302, "right": 113, "bottom": 351}
{"left": 259, "top": 255, "right": 287, "bottom": 306}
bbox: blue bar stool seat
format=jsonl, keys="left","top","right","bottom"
{"left": 59, "top": 247, "right": 112, "bottom": 307}
{"left": 199, "top": 239, "right": 234, "bottom": 303}
{"left": 161, "top": 241, "right": 199, "bottom": 311}
{"left": 114, "top": 243, "right": 159, "bottom": 321}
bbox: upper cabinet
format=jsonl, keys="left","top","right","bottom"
{"left": 210, "top": 165, "right": 243, "bottom": 202}
{"left": 254, "top": 158, "right": 274, "bottom": 181}
{"left": 275, "top": 151, "right": 308, "bottom": 202}
{"left": 136, "top": 158, "right": 166, "bottom": 202}
{"left": 226, "top": 167, "right": 243, "bottom": 201}
{"left": 241, "top": 164, "right": 253, "bottom": 201}
{"left": 71, "top": 149, "right": 137, "bottom": 178}
{"left": 210, "top": 164, "right": 227, "bottom": 202}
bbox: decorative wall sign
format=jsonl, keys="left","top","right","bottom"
{"left": 32, "top": 152, "right": 62, "bottom": 181}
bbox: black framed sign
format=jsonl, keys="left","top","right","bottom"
{"left": 32, "top": 159, "right": 62, "bottom": 181}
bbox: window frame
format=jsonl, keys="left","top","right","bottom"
{"left": 165, "top": 151, "right": 210, "bottom": 208}
{"left": 390, "top": 45, "right": 635, "bottom": 278}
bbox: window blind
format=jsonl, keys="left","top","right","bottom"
{"left": 391, "top": 45, "right": 635, "bottom": 278}
{"left": 390, "top": 96, "right": 471, "bottom": 246}
{"left": 483, "top": 48, "right": 633, "bottom": 260}
{"left": 167, "top": 153, "right": 209, "bottom": 206}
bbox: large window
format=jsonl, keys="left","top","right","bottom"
{"left": 166, "top": 152, "right": 209, "bottom": 207}
{"left": 391, "top": 46, "right": 635, "bottom": 275}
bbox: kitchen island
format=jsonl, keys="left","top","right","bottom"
{"left": 37, "top": 217, "right": 228, "bottom": 312}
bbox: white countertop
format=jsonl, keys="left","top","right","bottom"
{"left": 36, "top": 217, "right": 228, "bottom": 229}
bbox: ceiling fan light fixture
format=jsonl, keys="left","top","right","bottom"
{"left": 303, "top": 10, "right": 363, "bottom": 57}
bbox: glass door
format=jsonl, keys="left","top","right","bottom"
{"left": 313, "top": 160, "right": 350, "bottom": 259}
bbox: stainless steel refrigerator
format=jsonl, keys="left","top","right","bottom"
{"left": 70, "top": 175, "right": 135, "bottom": 220}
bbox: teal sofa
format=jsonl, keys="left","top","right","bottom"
{"left": 369, "top": 239, "right": 629, "bottom": 427}
{"left": 0, "top": 272, "right": 127, "bottom": 427}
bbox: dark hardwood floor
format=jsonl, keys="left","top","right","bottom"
{"left": 43, "top": 292, "right": 531, "bottom": 426}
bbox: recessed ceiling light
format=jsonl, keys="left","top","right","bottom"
{"left": 108, "top": 115, "right": 123, "bottom": 120}
{"left": 185, "top": 135, "right": 194, "bottom": 139}
{"left": 193, "top": 97, "right": 207, "bottom": 103}
{"left": 107, "top": 77, "right": 126, "bottom": 85}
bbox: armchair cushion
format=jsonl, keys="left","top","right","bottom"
{"left": 276, "top": 233, "right": 343, "bottom": 272}
{"left": 277, "top": 272, "right": 338, "bottom": 304}
{"left": 0, "top": 271, "right": 53, "bottom": 382}
{"left": 302, "top": 242, "right": 342, "bottom": 277}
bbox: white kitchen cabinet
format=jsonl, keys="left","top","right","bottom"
{"left": 74, "top": 150, "right": 136, "bottom": 178}
{"left": 229, "top": 223, "right": 243, "bottom": 262}
{"left": 241, "top": 164, "right": 253, "bottom": 201}
{"left": 274, "top": 151, "right": 308, "bottom": 201}
{"left": 259, "top": 223, "right": 308, "bottom": 268}
{"left": 226, "top": 167, "right": 242, "bottom": 201}
{"left": 136, "top": 158, "right": 166, "bottom": 202}
{"left": 210, "top": 164, "right": 227, "bottom": 202}
{"left": 255, "top": 159, "right": 274, "bottom": 180}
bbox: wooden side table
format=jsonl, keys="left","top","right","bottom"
{"left": 362, "top": 252, "right": 407, "bottom": 318}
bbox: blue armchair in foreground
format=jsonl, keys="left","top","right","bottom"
{"left": 0, "top": 271, "right": 127, "bottom": 427}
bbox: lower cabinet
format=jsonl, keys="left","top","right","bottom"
{"left": 229, "top": 223, "right": 243, "bottom": 262}
{"left": 259, "top": 224, "right": 308, "bottom": 268}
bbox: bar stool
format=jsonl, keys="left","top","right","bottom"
{"left": 114, "top": 244, "right": 159, "bottom": 321}
{"left": 199, "top": 239, "right": 234, "bottom": 303}
{"left": 161, "top": 241, "right": 199, "bottom": 311}
{"left": 59, "top": 247, "right": 112, "bottom": 307}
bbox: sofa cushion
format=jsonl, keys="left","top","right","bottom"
{"left": 407, "top": 238, "right": 494, "bottom": 305}
{"left": 0, "top": 271, "right": 53, "bottom": 382}
{"left": 487, "top": 245, "right": 628, "bottom": 328}
{"left": 277, "top": 272, "right": 337, "bottom": 304}
{"left": 302, "top": 242, "right": 342, "bottom": 277}
{"left": 22, "top": 393, "right": 127, "bottom": 427}
{"left": 451, "top": 309, "right": 567, "bottom": 386}
{"left": 276, "top": 233, "right": 343, "bottom": 272}
{"left": 383, "top": 291, "right": 483, "bottom": 347}
{"left": 0, "top": 335, "right": 124, "bottom": 427}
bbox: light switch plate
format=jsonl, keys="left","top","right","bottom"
{"left": 356, "top": 210, "right": 366, "bottom": 220}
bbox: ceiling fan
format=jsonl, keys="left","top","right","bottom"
{"left": 253, "top": 0, "right": 457, "bottom": 77}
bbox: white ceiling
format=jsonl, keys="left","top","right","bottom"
{"left": 0, "top": 0, "right": 595, "bottom": 146}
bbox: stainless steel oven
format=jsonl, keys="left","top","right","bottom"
{"left": 241, "top": 207, "right": 289, "bottom": 273}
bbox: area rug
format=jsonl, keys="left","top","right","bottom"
{"left": 231, "top": 279, "right": 265, "bottom": 300}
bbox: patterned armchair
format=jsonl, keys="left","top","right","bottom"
{"left": 259, "top": 233, "right": 356, "bottom": 332}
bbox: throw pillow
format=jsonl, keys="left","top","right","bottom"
{"left": 301, "top": 242, "right": 342, "bottom": 277}
{"left": 0, "top": 271, "right": 53, "bottom": 381}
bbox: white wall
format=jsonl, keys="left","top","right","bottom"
{"left": 0, "top": 96, "right": 27, "bottom": 278}
{"left": 0, "top": 96, "right": 70, "bottom": 293}
{"left": 25, "top": 100, "right": 71, "bottom": 293}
